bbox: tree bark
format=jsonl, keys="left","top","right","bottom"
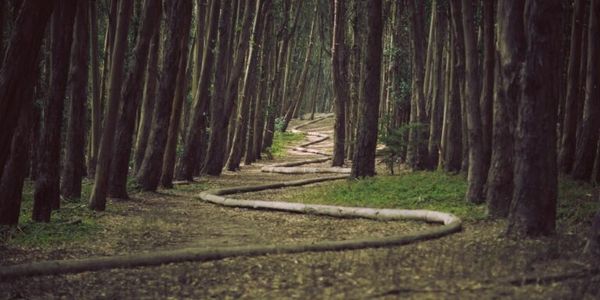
{"left": 33, "top": 0, "right": 77, "bottom": 221}
{"left": 136, "top": 0, "right": 192, "bottom": 190}
{"left": 251, "top": 18, "right": 274, "bottom": 161}
{"left": 507, "top": 0, "right": 561, "bottom": 237}
{"left": 331, "top": 0, "right": 348, "bottom": 167}
{"left": 486, "top": 0, "right": 525, "bottom": 218}
{"left": 88, "top": 1, "right": 101, "bottom": 178}
{"left": 480, "top": 0, "right": 494, "bottom": 176}
{"left": 427, "top": 1, "right": 446, "bottom": 169}
{"left": 571, "top": 0, "right": 600, "bottom": 182}
{"left": 61, "top": 0, "right": 90, "bottom": 199}
{"left": 443, "top": 12, "right": 463, "bottom": 173}
{"left": 108, "top": 0, "right": 162, "bottom": 198}
{"left": 351, "top": 0, "right": 382, "bottom": 178}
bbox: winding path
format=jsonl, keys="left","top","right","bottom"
{"left": 0, "top": 116, "right": 462, "bottom": 280}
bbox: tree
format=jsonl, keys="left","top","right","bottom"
{"left": 486, "top": 0, "right": 525, "bottom": 218}
{"left": 331, "top": 0, "right": 349, "bottom": 167}
{"left": 507, "top": 0, "right": 561, "bottom": 237}
{"left": 33, "top": 0, "right": 78, "bottom": 222}
{"left": 109, "top": 0, "right": 162, "bottom": 198}
{"left": 480, "top": 0, "right": 495, "bottom": 175}
{"left": 136, "top": 0, "right": 192, "bottom": 191}
{"left": 88, "top": 0, "right": 102, "bottom": 178}
{"left": 0, "top": 0, "right": 55, "bottom": 178}
{"left": 351, "top": 0, "right": 382, "bottom": 178}
{"left": 88, "top": 0, "right": 134, "bottom": 211}
{"left": 462, "top": 0, "right": 485, "bottom": 204}
{"left": 571, "top": 0, "right": 600, "bottom": 182}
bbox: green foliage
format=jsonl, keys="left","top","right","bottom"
{"left": 1, "top": 181, "right": 101, "bottom": 247}
{"left": 281, "top": 171, "right": 485, "bottom": 220}
{"left": 270, "top": 131, "right": 305, "bottom": 158}
{"left": 380, "top": 123, "right": 428, "bottom": 174}
{"left": 557, "top": 178, "right": 599, "bottom": 227}
{"left": 275, "top": 117, "right": 286, "bottom": 132}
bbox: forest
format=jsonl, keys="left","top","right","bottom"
{"left": 1, "top": 0, "right": 600, "bottom": 298}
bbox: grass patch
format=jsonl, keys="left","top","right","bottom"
{"left": 557, "top": 177, "right": 598, "bottom": 227}
{"left": 1, "top": 179, "right": 102, "bottom": 248}
{"left": 270, "top": 131, "right": 306, "bottom": 158}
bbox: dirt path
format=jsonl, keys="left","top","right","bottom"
{"left": 1, "top": 116, "right": 597, "bottom": 299}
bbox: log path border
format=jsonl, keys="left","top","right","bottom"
{"left": 0, "top": 116, "right": 462, "bottom": 280}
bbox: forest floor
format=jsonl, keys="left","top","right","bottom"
{"left": 1, "top": 115, "right": 600, "bottom": 299}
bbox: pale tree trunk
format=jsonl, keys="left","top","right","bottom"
{"left": 33, "top": 0, "right": 77, "bottom": 221}
{"left": 351, "top": 0, "right": 382, "bottom": 178}
{"left": 136, "top": 0, "right": 192, "bottom": 191}
{"left": 507, "top": 0, "right": 561, "bottom": 237}
{"left": 331, "top": 0, "right": 348, "bottom": 167}
{"left": 109, "top": 0, "right": 162, "bottom": 198}
{"left": 88, "top": 0, "right": 133, "bottom": 211}
{"left": 61, "top": 0, "right": 90, "bottom": 199}
{"left": 486, "top": 0, "right": 524, "bottom": 218}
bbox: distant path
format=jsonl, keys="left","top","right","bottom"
{"left": 0, "top": 116, "right": 462, "bottom": 280}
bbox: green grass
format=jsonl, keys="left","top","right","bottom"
{"left": 1, "top": 180, "right": 102, "bottom": 247}
{"left": 278, "top": 171, "right": 598, "bottom": 224}
{"left": 270, "top": 131, "right": 306, "bottom": 158}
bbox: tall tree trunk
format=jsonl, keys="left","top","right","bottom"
{"left": 134, "top": 31, "right": 160, "bottom": 174}
{"left": 251, "top": 18, "right": 273, "bottom": 161}
{"left": 480, "top": 0, "right": 495, "bottom": 176}
{"left": 406, "top": 0, "right": 429, "bottom": 170}
{"left": 558, "top": 0, "right": 585, "bottom": 174}
{"left": 443, "top": 12, "right": 463, "bottom": 173}
{"left": 507, "top": 0, "right": 561, "bottom": 237}
{"left": 462, "top": 0, "right": 485, "bottom": 204}
{"left": 136, "top": 0, "right": 192, "bottom": 190}
{"left": 351, "top": 0, "right": 382, "bottom": 178}
{"left": 0, "top": 0, "right": 54, "bottom": 179}
{"left": 571, "top": 0, "right": 600, "bottom": 182}
{"left": 88, "top": 0, "right": 133, "bottom": 211}
{"left": 33, "top": 0, "right": 77, "bottom": 221}
{"left": 109, "top": 0, "right": 162, "bottom": 198}
{"left": 61, "top": 0, "right": 90, "bottom": 199}
{"left": 88, "top": 1, "right": 102, "bottom": 178}
{"left": 331, "top": 0, "right": 348, "bottom": 167}
{"left": 160, "top": 18, "right": 193, "bottom": 188}
{"left": 427, "top": 1, "right": 446, "bottom": 169}
{"left": 486, "top": 0, "right": 525, "bottom": 218}
{"left": 227, "top": 0, "right": 266, "bottom": 171}
{"left": 175, "top": 0, "right": 220, "bottom": 181}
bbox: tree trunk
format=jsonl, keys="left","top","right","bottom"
{"left": 507, "top": 0, "right": 561, "bottom": 237}
{"left": 462, "top": 0, "right": 485, "bottom": 204}
{"left": 558, "top": 0, "right": 585, "bottom": 174}
{"left": 133, "top": 32, "right": 160, "bottom": 174}
{"left": 227, "top": 0, "right": 266, "bottom": 171}
{"left": 61, "top": 0, "right": 90, "bottom": 199}
{"left": 88, "top": 0, "right": 133, "bottom": 211}
{"left": 480, "top": 0, "right": 494, "bottom": 176}
{"left": 443, "top": 14, "right": 463, "bottom": 173}
{"left": 108, "top": 0, "right": 162, "bottom": 198}
{"left": 486, "top": 0, "right": 525, "bottom": 218}
{"left": 33, "top": 0, "right": 77, "bottom": 222}
{"left": 571, "top": 0, "right": 600, "bottom": 182}
{"left": 88, "top": 1, "right": 102, "bottom": 178}
{"left": 0, "top": 0, "right": 53, "bottom": 178}
{"left": 351, "top": 0, "right": 382, "bottom": 178}
{"left": 136, "top": 0, "right": 192, "bottom": 191}
{"left": 251, "top": 18, "right": 273, "bottom": 162}
{"left": 331, "top": 0, "right": 348, "bottom": 167}
{"left": 175, "top": 0, "right": 220, "bottom": 181}
{"left": 427, "top": 1, "right": 446, "bottom": 169}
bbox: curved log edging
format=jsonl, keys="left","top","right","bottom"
{"left": 0, "top": 118, "right": 462, "bottom": 280}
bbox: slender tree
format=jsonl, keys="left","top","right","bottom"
{"left": 331, "top": 0, "right": 348, "bottom": 167}
{"left": 480, "top": 0, "right": 495, "bottom": 174}
{"left": 351, "top": 0, "right": 382, "bottom": 178}
{"left": 33, "top": 0, "right": 78, "bottom": 221}
{"left": 88, "top": 0, "right": 102, "bottom": 178}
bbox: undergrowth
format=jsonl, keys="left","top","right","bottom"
{"left": 270, "top": 131, "right": 305, "bottom": 158}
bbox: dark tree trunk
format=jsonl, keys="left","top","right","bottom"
{"left": 133, "top": 31, "right": 160, "bottom": 174}
{"left": 462, "top": 0, "right": 485, "bottom": 204}
{"left": 427, "top": 1, "right": 446, "bottom": 169}
{"left": 33, "top": 0, "right": 77, "bottom": 221}
{"left": 136, "top": 0, "right": 192, "bottom": 191}
{"left": 331, "top": 0, "right": 348, "bottom": 167}
{"left": 61, "top": 0, "right": 90, "bottom": 200}
{"left": 0, "top": 0, "right": 54, "bottom": 185}
{"left": 88, "top": 0, "right": 133, "bottom": 211}
{"left": 480, "top": 0, "right": 494, "bottom": 176}
{"left": 176, "top": 0, "right": 220, "bottom": 181}
{"left": 443, "top": 14, "right": 463, "bottom": 173}
{"left": 486, "top": 0, "right": 525, "bottom": 218}
{"left": 571, "top": 0, "right": 600, "bottom": 182}
{"left": 558, "top": 0, "right": 585, "bottom": 174}
{"left": 88, "top": 1, "right": 101, "bottom": 178}
{"left": 109, "top": 0, "right": 162, "bottom": 198}
{"left": 507, "top": 0, "right": 561, "bottom": 237}
{"left": 251, "top": 18, "right": 273, "bottom": 161}
{"left": 351, "top": 0, "right": 382, "bottom": 178}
